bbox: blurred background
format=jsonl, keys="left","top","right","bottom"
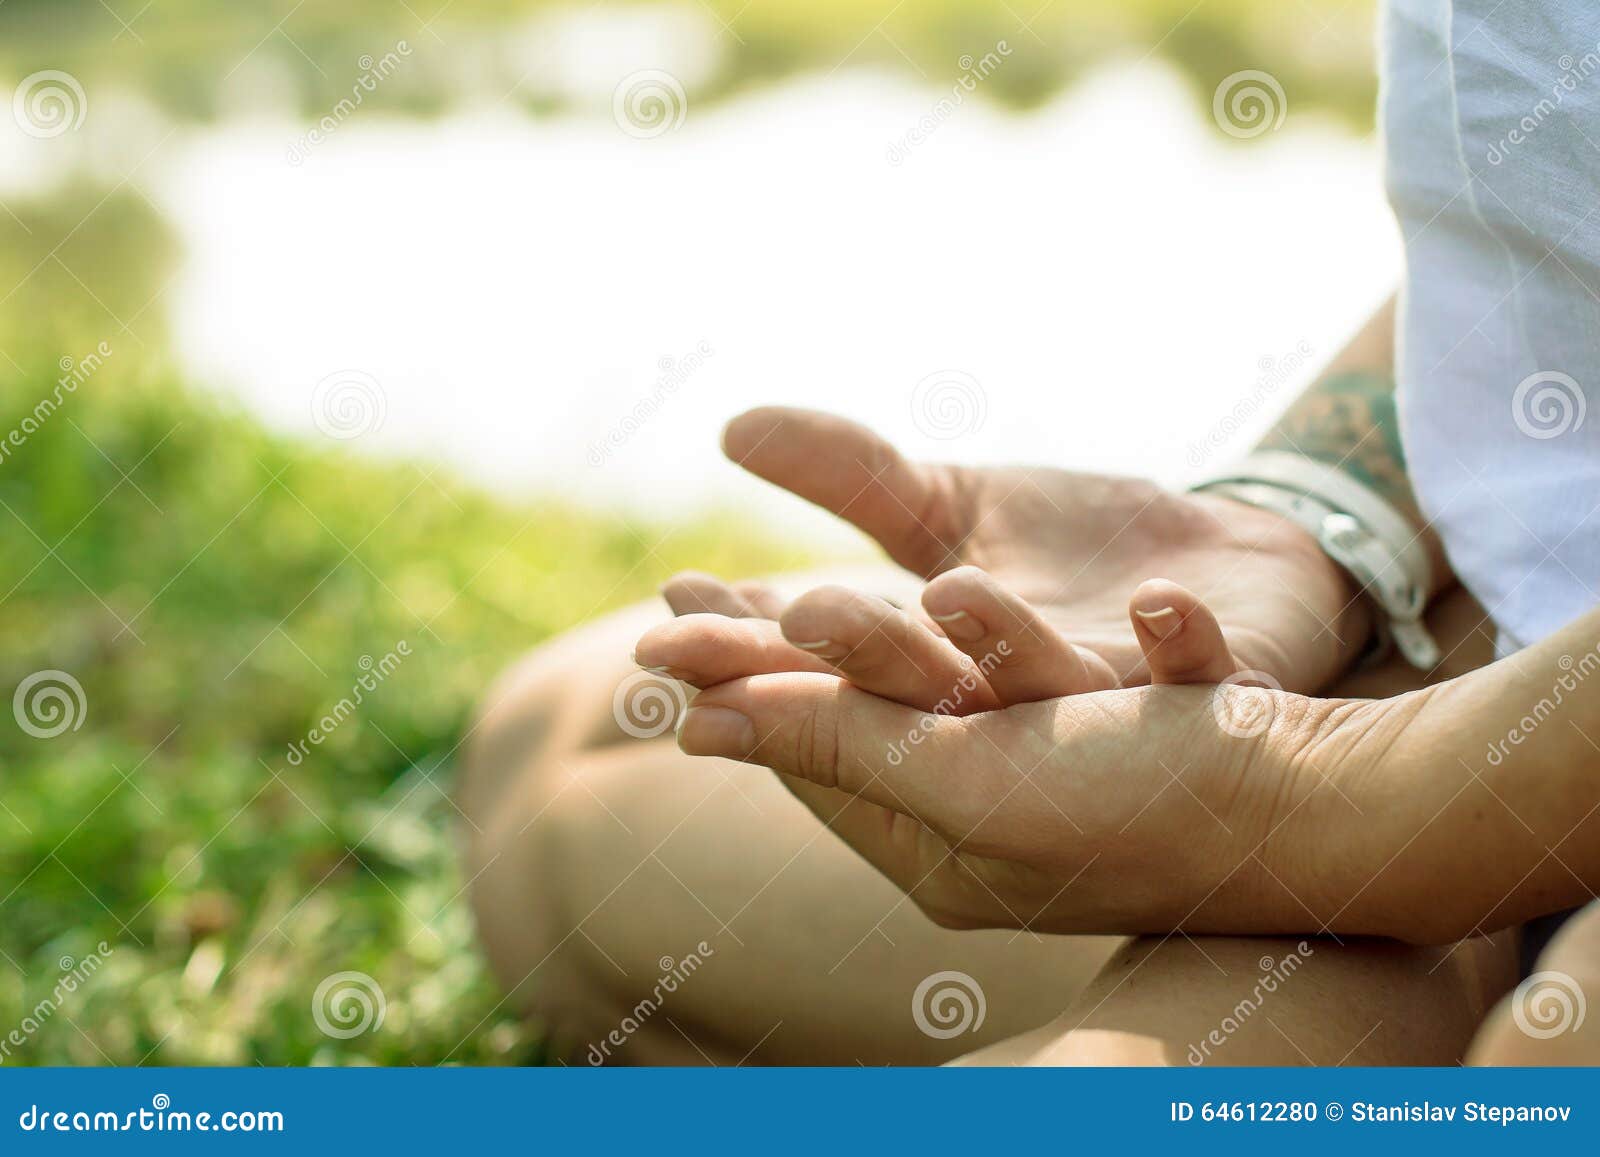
{"left": 0, "top": 0, "right": 1394, "bottom": 1064}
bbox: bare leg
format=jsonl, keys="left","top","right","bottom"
{"left": 1468, "top": 901, "right": 1600, "bottom": 1065}
{"left": 952, "top": 933, "right": 1516, "bottom": 1065}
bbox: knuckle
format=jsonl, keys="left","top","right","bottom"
{"left": 780, "top": 587, "right": 855, "bottom": 645}
{"left": 930, "top": 563, "right": 985, "bottom": 591}
{"left": 837, "top": 641, "right": 892, "bottom": 678}
{"left": 786, "top": 584, "right": 850, "bottom": 616}
{"left": 797, "top": 699, "right": 843, "bottom": 789}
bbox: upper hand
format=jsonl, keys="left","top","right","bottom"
{"left": 711, "top": 407, "right": 1371, "bottom": 691}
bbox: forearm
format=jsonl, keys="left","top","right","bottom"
{"left": 1254, "top": 297, "right": 1453, "bottom": 598}
{"left": 1374, "top": 607, "right": 1600, "bottom": 939}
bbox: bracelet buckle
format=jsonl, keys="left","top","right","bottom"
{"left": 1190, "top": 453, "right": 1441, "bottom": 671}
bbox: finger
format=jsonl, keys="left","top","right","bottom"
{"left": 779, "top": 585, "right": 1001, "bottom": 714}
{"left": 920, "top": 565, "right": 1118, "bottom": 701}
{"left": 1129, "top": 578, "right": 1241, "bottom": 685}
{"left": 677, "top": 673, "right": 978, "bottom": 834}
{"left": 634, "top": 614, "right": 834, "bottom": 687}
{"left": 731, "top": 580, "right": 786, "bottom": 619}
{"left": 722, "top": 407, "right": 963, "bottom": 577}
{"left": 661, "top": 571, "right": 753, "bottom": 618}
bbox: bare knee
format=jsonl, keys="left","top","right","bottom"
{"left": 457, "top": 597, "right": 676, "bottom": 828}
{"left": 456, "top": 601, "right": 681, "bottom": 1051}
{"left": 1470, "top": 903, "right": 1600, "bottom": 1065}
{"left": 457, "top": 675, "right": 729, "bottom": 1062}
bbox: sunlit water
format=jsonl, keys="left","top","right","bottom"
{"left": 154, "top": 63, "right": 1399, "bottom": 546}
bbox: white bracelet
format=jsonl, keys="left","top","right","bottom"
{"left": 1190, "top": 451, "right": 1440, "bottom": 669}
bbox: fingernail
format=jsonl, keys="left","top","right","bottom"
{"left": 678, "top": 707, "right": 756, "bottom": 757}
{"left": 1134, "top": 606, "right": 1183, "bottom": 639}
{"left": 789, "top": 638, "right": 835, "bottom": 652}
{"left": 931, "top": 609, "right": 985, "bottom": 642}
{"left": 642, "top": 663, "right": 693, "bottom": 681}
{"left": 632, "top": 653, "right": 691, "bottom": 680}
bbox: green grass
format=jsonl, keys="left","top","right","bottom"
{"left": 1, "top": 0, "right": 1379, "bottom": 126}
{"left": 0, "top": 361, "right": 805, "bottom": 1065}
{"left": 0, "top": 0, "right": 1379, "bottom": 1067}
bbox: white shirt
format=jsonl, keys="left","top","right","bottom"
{"left": 1384, "top": 0, "right": 1600, "bottom": 652}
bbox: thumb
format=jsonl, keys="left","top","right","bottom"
{"left": 722, "top": 407, "right": 963, "bottom": 577}
{"left": 1129, "top": 579, "right": 1242, "bottom": 684}
{"left": 677, "top": 673, "right": 975, "bottom": 836}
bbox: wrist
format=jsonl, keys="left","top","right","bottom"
{"left": 1191, "top": 491, "right": 1376, "bottom": 681}
{"left": 1165, "top": 687, "right": 1395, "bottom": 934}
{"left": 1249, "top": 689, "right": 1450, "bottom": 939}
{"left": 1290, "top": 517, "right": 1379, "bottom": 676}
{"left": 1302, "top": 669, "right": 1582, "bottom": 945}
{"left": 1189, "top": 445, "right": 1444, "bottom": 671}
{"left": 1405, "top": 639, "right": 1600, "bottom": 935}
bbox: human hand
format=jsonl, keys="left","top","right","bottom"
{"left": 671, "top": 407, "right": 1371, "bottom": 693}
{"left": 660, "top": 586, "right": 1538, "bottom": 942}
{"left": 640, "top": 569, "right": 1247, "bottom": 713}
{"left": 668, "top": 660, "right": 1430, "bottom": 937}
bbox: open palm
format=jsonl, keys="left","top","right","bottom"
{"left": 715, "top": 407, "right": 1367, "bottom": 692}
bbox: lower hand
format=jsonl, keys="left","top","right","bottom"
{"left": 671, "top": 665, "right": 1426, "bottom": 937}
{"left": 661, "top": 587, "right": 1494, "bottom": 940}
